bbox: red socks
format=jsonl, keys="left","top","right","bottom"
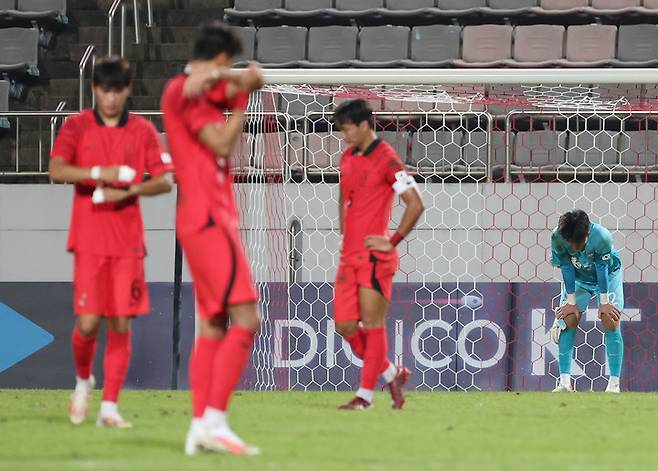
{"left": 360, "top": 327, "right": 388, "bottom": 391}
{"left": 345, "top": 326, "right": 392, "bottom": 377}
{"left": 189, "top": 337, "right": 222, "bottom": 418}
{"left": 102, "top": 330, "right": 132, "bottom": 402}
{"left": 207, "top": 325, "right": 256, "bottom": 412}
{"left": 71, "top": 326, "right": 97, "bottom": 380}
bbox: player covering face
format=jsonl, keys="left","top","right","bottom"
{"left": 333, "top": 99, "right": 425, "bottom": 410}
{"left": 161, "top": 21, "right": 264, "bottom": 456}
{"left": 550, "top": 210, "right": 625, "bottom": 393}
{"left": 49, "top": 56, "right": 173, "bottom": 428}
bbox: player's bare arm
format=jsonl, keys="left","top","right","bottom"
{"left": 99, "top": 174, "right": 173, "bottom": 203}
{"left": 364, "top": 186, "right": 424, "bottom": 253}
{"left": 197, "top": 110, "right": 246, "bottom": 157}
{"left": 183, "top": 63, "right": 264, "bottom": 98}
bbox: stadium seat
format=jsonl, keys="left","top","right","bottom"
{"left": 256, "top": 26, "right": 307, "bottom": 67}
{"left": 0, "top": 0, "right": 14, "bottom": 10}
{"left": 455, "top": 25, "right": 513, "bottom": 67}
{"left": 539, "top": 0, "right": 587, "bottom": 9}
{"left": 411, "top": 130, "right": 463, "bottom": 173}
{"left": 356, "top": 26, "right": 410, "bottom": 67}
{"left": 304, "top": 26, "right": 358, "bottom": 67}
{"left": 619, "top": 131, "right": 658, "bottom": 169}
{"left": 335, "top": 0, "right": 383, "bottom": 10}
{"left": 644, "top": 0, "right": 658, "bottom": 8}
{"left": 405, "top": 25, "right": 460, "bottom": 67}
{"left": 231, "top": 27, "right": 256, "bottom": 65}
{"left": 285, "top": 0, "right": 331, "bottom": 10}
{"left": 387, "top": 0, "right": 435, "bottom": 9}
{"left": 512, "top": 131, "right": 566, "bottom": 168}
{"left": 613, "top": 25, "right": 658, "bottom": 67}
{"left": 511, "top": 25, "right": 565, "bottom": 67}
{"left": 234, "top": 0, "right": 281, "bottom": 10}
{"left": 487, "top": 0, "right": 538, "bottom": 11}
{"left": 438, "top": 0, "right": 486, "bottom": 10}
{"left": 591, "top": 0, "right": 640, "bottom": 9}
{"left": 0, "top": 27, "right": 39, "bottom": 75}
{"left": 566, "top": 131, "right": 619, "bottom": 168}
{"left": 462, "top": 131, "right": 487, "bottom": 169}
{"left": 16, "top": 0, "right": 66, "bottom": 19}
{"left": 559, "top": 25, "right": 616, "bottom": 67}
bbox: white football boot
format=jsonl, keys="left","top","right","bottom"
{"left": 69, "top": 375, "right": 96, "bottom": 425}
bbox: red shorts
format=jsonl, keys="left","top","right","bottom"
{"left": 333, "top": 253, "right": 398, "bottom": 323}
{"left": 73, "top": 253, "right": 149, "bottom": 317}
{"left": 180, "top": 223, "right": 258, "bottom": 320}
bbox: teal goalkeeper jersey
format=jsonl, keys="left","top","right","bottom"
{"left": 551, "top": 222, "right": 622, "bottom": 286}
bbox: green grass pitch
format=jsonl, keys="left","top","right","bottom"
{"left": 0, "top": 390, "right": 657, "bottom": 471}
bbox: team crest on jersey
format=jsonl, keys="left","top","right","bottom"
{"left": 570, "top": 257, "right": 582, "bottom": 269}
{"left": 78, "top": 293, "right": 87, "bottom": 307}
{"left": 602, "top": 253, "right": 611, "bottom": 261}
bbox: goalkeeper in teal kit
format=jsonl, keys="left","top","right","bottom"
{"left": 550, "top": 210, "right": 624, "bottom": 393}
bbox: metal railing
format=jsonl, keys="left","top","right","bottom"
{"left": 107, "top": 0, "right": 152, "bottom": 57}
{"left": 79, "top": 45, "right": 96, "bottom": 111}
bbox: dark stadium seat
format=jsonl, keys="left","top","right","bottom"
{"left": 0, "top": 0, "right": 14, "bottom": 11}
{"left": 619, "top": 131, "right": 658, "bottom": 169}
{"left": 612, "top": 24, "right": 658, "bottom": 67}
{"left": 256, "top": 26, "right": 307, "bottom": 67}
{"left": 591, "top": 0, "right": 640, "bottom": 9}
{"left": 438, "top": 0, "right": 486, "bottom": 10}
{"left": 356, "top": 26, "right": 409, "bottom": 68}
{"left": 232, "top": 26, "right": 256, "bottom": 65}
{"left": 512, "top": 131, "right": 567, "bottom": 169}
{"left": 411, "top": 130, "right": 463, "bottom": 173}
{"left": 284, "top": 0, "right": 331, "bottom": 10}
{"left": 558, "top": 24, "right": 616, "bottom": 67}
{"left": 303, "top": 26, "right": 358, "bottom": 67}
{"left": 454, "top": 25, "right": 513, "bottom": 67}
{"left": 510, "top": 25, "right": 565, "bottom": 67}
{"left": 486, "top": 0, "right": 538, "bottom": 12}
{"left": 566, "top": 131, "right": 620, "bottom": 169}
{"left": 234, "top": 0, "right": 281, "bottom": 10}
{"left": 15, "top": 0, "right": 66, "bottom": 20}
{"left": 387, "top": 0, "right": 435, "bottom": 9}
{"left": 0, "top": 27, "right": 39, "bottom": 75}
{"left": 404, "top": 25, "right": 460, "bottom": 67}
{"left": 335, "top": 0, "right": 383, "bottom": 10}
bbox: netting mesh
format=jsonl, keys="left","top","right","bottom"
{"left": 237, "top": 82, "right": 658, "bottom": 392}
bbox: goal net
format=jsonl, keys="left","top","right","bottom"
{"left": 236, "top": 69, "right": 658, "bottom": 392}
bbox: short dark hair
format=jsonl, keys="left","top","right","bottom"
{"left": 333, "top": 99, "right": 374, "bottom": 129}
{"left": 93, "top": 56, "right": 132, "bottom": 90}
{"left": 559, "top": 209, "right": 590, "bottom": 244}
{"left": 192, "top": 21, "right": 243, "bottom": 60}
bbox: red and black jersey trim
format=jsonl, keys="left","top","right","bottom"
{"left": 369, "top": 252, "right": 383, "bottom": 295}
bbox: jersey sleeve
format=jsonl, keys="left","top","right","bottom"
{"left": 142, "top": 122, "right": 170, "bottom": 177}
{"left": 183, "top": 96, "right": 223, "bottom": 136}
{"left": 551, "top": 229, "right": 576, "bottom": 293}
{"left": 380, "top": 150, "right": 415, "bottom": 196}
{"left": 50, "top": 116, "right": 80, "bottom": 164}
{"left": 593, "top": 226, "right": 614, "bottom": 294}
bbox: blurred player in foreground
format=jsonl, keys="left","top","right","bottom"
{"left": 550, "top": 210, "right": 624, "bottom": 393}
{"left": 161, "top": 22, "right": 264, "bottom": 455}
{"left": 49, "top": 56, "right": 172, "bottom": 427}
{"left": 333, "top": 99, "right": 425, "bottom": 410}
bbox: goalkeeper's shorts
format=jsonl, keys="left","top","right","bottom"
{"left": 559, "top": 268, "right": 624, "bottom": 313}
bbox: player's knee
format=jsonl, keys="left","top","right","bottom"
{"left": 76, "top": 317, "right": 100, "bottom": 337}
{"left": 564, "top": 313, "right": 580, "bottom": 330}
{"left": 229, "top": 304, "right": 261, "bottom": 333}
{"left": 335, "top": 321, "right": 358, "bottom": 338}
{"left": 198, "top": 317, "right": 227, "bottom": 339}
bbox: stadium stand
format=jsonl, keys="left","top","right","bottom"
{"left": 0, "top": 27, "right": 39, "bottom": 75}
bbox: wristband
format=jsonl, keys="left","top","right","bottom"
{"left": 118, "top": 165, "right": 136, "bottom": 183}
{"left": 92, "top": 188, "right": 105, "bottom": 204}
{"left": 390, "top": 231, "right": 404, "bottom": 247}
{"left": 567, "top": 293, "right": 576, "bottom": 305}
{"left": 90, "top": 165, "right": 101, "bottom": 180}
{"left": 600, "top": 293, "right": 610, "bottom": 305}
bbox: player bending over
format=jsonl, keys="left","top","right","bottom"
{"left": 49, "top": 56, "right": 172, "bottom": 427}
{"left": 161, "top": 22, "right": 264, "bottom": 455}
{"left": 333, "top": 99, "right": 425, "bottom": 410}
{"left": 550, "top": 210, "right": 624, "bottom": 393}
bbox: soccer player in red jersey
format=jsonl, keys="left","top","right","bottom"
{"left": 161, "top": 22, "right": 264, "bottom": 456}
{"left": 333, "top": 99, "right": 425, "bottom": 410}
{"left": 49, "top": 56, "right": 172, "bottom": 428}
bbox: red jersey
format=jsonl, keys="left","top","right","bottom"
{"left": 50, "top": 108, "right": 168, "bottom": 257}
{"left": 161, "top": 75, "right": 240, "bottom": 238}
{"left": 340, "top": 137, "right": 405, "bottom": 263}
